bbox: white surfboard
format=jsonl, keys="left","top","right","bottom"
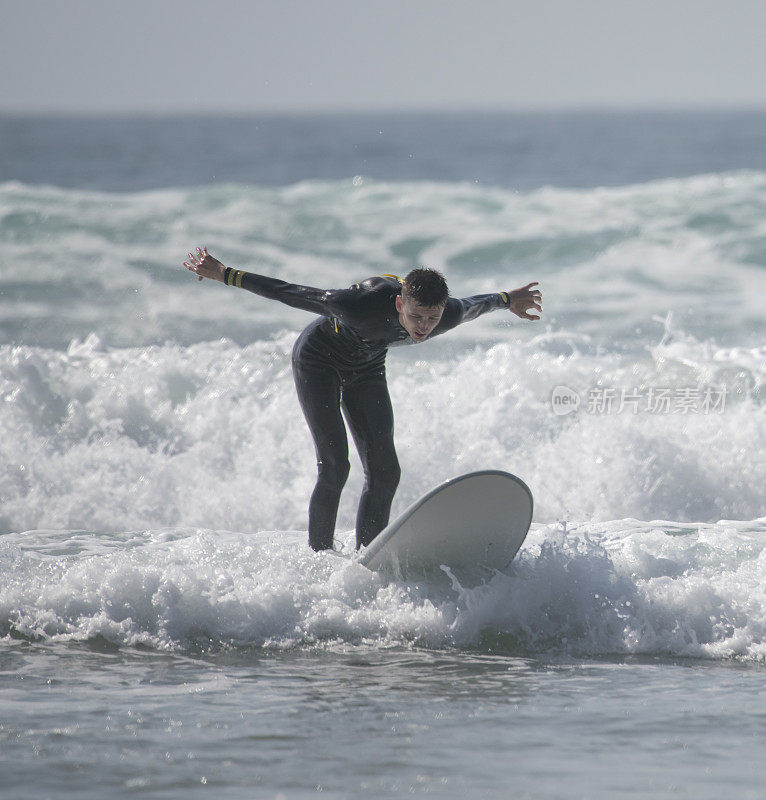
{"left": 356, "top": 470, "right": 533, "bottom": 578}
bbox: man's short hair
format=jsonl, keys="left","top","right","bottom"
{"left": 402, "top": 268, "right": 449, "bottom": 307}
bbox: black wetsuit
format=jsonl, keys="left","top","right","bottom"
{"left": 223, "top": 268, "right": 508, "bottom": 550}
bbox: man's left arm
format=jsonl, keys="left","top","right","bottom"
{"left": 444, "top": 282, "right": 542, "bottom": 329}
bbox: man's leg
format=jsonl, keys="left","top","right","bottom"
{"left": 342, "top": 370, "right": 401, "bottom": 549}
{"left": 293, "top": 364, "right": 350, "bottom": 551}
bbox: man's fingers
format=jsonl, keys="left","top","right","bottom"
{"left": 184, "top": 247, "right": 213, "bottom": 279}
{"left": 507, "top": 294, "right": 542, "bottom": 320}
{"left": 506, "top": 284, "right": 542, "bottom": 304}
{"left": 509, "top": 300, "right": 542, "bottom": 311}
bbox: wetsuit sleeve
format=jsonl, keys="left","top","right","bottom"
{"left": 455, "top": 293, "right": 508, "bottom": 323}
{"left": 435, "top": 293, "right": 508, "bottom": 333}
{"left": 223, "top": 268, "right": 350, "bottom": 316}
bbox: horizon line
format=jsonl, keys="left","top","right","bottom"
{"left": 2, "top": 102, "right": 766, "bottom": 119}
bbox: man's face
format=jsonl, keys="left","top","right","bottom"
{"left": 395, "top": 295, "right": 445, "bottom": 342}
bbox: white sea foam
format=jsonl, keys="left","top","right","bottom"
{"left": 1, "top": 519, "right": 765, "bottom": 661}
{"left": 1, "top": 322, "right": 764, "bottom": 661}
{"left": 1, "top": 322, "right": 763, "bottom": 536}
{"left": 1, "top": 173, "right": 764, "bottom": 661}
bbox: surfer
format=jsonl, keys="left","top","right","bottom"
{"left": 183, "top": 247, "right": 542, "bottom": 551}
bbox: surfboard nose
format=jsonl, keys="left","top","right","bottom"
{"left": 356, "top": 470, "right": 533, "bottom": 578}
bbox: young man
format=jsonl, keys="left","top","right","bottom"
{"left": 183, "top": 247, "right": 542, "bottom": 551}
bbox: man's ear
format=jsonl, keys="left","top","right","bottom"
{"left": 395, "top": 295, "right": 403, "bottom": 313}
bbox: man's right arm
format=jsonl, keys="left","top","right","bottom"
{"left": 183, "top": 246, "right": 347, "bottom": 317}
{"left": 224, "top": 267, "right": 339, "bottom": 316}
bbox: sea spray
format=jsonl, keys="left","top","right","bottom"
{"left": 1, "top": 520, "right": 764, "bottom": 660}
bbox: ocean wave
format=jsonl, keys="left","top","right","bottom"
{"left": 1, "top": 171, "right": 764, "bottom": 349}
{"left": 2, "top": 172, "right": 764, "bottom": 655}
{"left": 1, "top": 322, "right": 763, "bottom": 536}
{"left": 2, "top": 520, "right": 765, "bottom": 661}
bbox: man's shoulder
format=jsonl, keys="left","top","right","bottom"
{"left": 340, "top": 276, "right": 402, "bottom": 307}
{"left": 349, "top": 275, "right": 403, "bottom": 293}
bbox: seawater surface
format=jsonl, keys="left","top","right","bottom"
{"left": 1, "top": 112, "right": 765, "bottom": 798}
{"left": 4, "top": 643, "right": 764, "bottom": 799}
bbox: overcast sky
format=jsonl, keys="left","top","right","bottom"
{"left": 2, "top": 0, "right": 765, "bottom": 114}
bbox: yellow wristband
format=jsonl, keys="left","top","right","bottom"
{"left": 226, "top": 269, "right": 245, "bottom": 287}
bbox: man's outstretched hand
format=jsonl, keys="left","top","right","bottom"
{"left": 505, "top": 282, "right": 542, "bottom": 320}
{"left": 183, "top": 247, "right": 227, "bottom": 282}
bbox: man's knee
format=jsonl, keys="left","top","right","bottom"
{"left": 387, "top": 459, "right": 402, "bottom": 494}
{"left": 317, "top": 455, "right": 350, "bottom": 491}
{"left": 368, "top": 455, "right": 400, "bottom": 497}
